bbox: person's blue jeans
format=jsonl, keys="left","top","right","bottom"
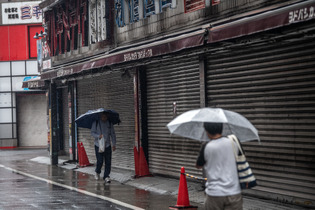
{"left": 94, "top": 145, "right": 112, "bottom": 179}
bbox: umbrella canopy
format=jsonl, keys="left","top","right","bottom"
{"left": 75, "top": 108, "right": 120, "bottom": 129}
{"left": 167, "top": 108, "right": 259, "bottom": 142}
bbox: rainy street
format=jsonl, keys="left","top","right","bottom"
{"left": 0, "top": 166, "right": 131, "bottom": 210}
{"left": 0, "top": 149, "right": 197, "bottom": 210}
{"left": 1, "top": 149, "right": 310, "bottom": 210}
{"left": 1, "top": 0, "right": 315, "bottom": 209}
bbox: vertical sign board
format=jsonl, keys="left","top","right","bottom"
{"left": 37, "top": 39, "right": 42, "bottom": 71}
{"left": 115, "top": 0, "right": 125, "bottom": 27}
{"left": 89, "top": 0, "right": 108, "bottom": 43}
{"left": 129, "top": 0, "right": 140, "bottom": 23}
{"left": 41, "top": 37, "right": 52, "bottom": 72}
{"left": 1, "top": 1, "right": 42, "bottom": 25}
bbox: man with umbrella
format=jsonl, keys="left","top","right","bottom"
{"left": 195, "top": 122, "right": 242, "bottom": 210}
{"left": 167, "top": 108, "right": 260, "bottom": 210}
{"left": 91, "top": 112, "right": 116, "bottom": 183}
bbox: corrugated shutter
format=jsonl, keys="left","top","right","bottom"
{"left": 146, "top": 55, "right": 203, "bottom": 178}
{"left": 77, "top": 71, "right": 135, "bottom": 171}
{"left": 206, "top": 23, "right": 315, "bottom": 200}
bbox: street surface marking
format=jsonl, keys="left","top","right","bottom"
{"left": 0, "top": 164, "right": 144, "bottom": 210}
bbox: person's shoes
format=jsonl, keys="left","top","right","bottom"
{"left": 94, "top": 173, "right": 100, "bottom": 180}
{"left": 105, "top": 177, "right": 111, "bottom": 183}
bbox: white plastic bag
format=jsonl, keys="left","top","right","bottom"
{"left": 98, "top": 137, "right": 105, "bottom": 153}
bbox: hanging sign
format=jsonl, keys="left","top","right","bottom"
{"left": 41, "top": 38, "right": 52, "bottom": 71}
{"left": 1, "top": 1, "right": 42, "bottom": 25}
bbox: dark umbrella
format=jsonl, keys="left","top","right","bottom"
{"left": 75, "top": 108, "right": 120, "bottom": 129}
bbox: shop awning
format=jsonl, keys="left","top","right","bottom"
{"left": 39, "top": 29, "right": 206, "bottom": 81}
{"left": 208, "top": 0, "right": 315, "bottom": 43}
{"left": 22, "top": 76, "right": 46, "bottom": 89}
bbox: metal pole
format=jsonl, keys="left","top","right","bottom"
{"left": 71, "top": 81, "right": 76, "bottom": 162}
{"left": 50, "top": 82, "right": 58, "bottom": 165}
{"left": 74, "top": 81, "right": 78, "bottom": 162}
{"left": 133, "top": 69, "right": 140, "bottom": 150}
{"left": 199, "top": 55, "right": 207, "bottom": 108}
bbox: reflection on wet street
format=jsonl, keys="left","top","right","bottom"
{"left": 0, "top": 149, "right": 192, "bottom": 210}
{"left": 0, "top": 167, "right": 131, "bottom": 209}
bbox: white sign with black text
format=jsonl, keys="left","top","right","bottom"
{"left": 1, "top": 1, "right": 42, "bottom": 24}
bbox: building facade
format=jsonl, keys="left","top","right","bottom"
{"left": 24, "top": 0, "right": 315, "bottom": 207}
{"left": 0, "top": 0, "right": 46, "bottom": 148}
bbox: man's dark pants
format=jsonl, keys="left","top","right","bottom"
{"left": 95, "top": 145, "right": 112, "bottom": 179}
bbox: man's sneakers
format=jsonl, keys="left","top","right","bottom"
{"left": 95, "top": 173, "right": 110, "bottom": 183}
{"left": 105, "top": 177, "right": 111, "bottom": 183}
{"left": 95, "top": 173, "right": 100, "bottom": 180}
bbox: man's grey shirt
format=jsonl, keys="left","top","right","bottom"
{"left": 91, "top": 120, "right": 116, "bottom": 148}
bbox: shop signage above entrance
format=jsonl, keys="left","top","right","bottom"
{"left": 39, "top": 30, "right": 205, "bottom": 80}
{"left": 124, "top": 49, "right": 153, "bottom": 62}
{"left": 288, "top": 4, "right": 315, "bottom": 23}
{"left": 208, "top": 0, "right": 315, "bottom": 43}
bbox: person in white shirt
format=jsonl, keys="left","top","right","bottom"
{"left": 91, "top": 112, "right": 116, "bottom": 183}
{"left": 196, "top": 122, "right": 242, "bottom": 210}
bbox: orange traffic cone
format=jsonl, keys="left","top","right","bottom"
{"left": 77, "top": 142, "right": 93, "bottom": 167}
{"left": 169, "top": 167, "right": 198, "bottom": 209}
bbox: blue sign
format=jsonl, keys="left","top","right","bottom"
{"left": 23, "top": 76, "right": 38, "bottom": 90}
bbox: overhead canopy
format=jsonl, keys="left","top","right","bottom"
{"left": 39, "top": 29, "right": 206, "bottom": 80}
{"left": 22, "top": 76, "right": 46, "bottom": 89}
{"left": 208, "top": 0, "right": 315, "bottom": 43}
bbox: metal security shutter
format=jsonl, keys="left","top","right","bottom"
{"left": 77, "top": 71, "right": 135, "bottom": 171}
{"left": 17, "top": 93, "right": 47, "bottom": 147}
{"left": 146, "top": 55, "right": 202, "bottom": 178}
{"left": 206, "top": 22, "right": 315, "bottom": 201}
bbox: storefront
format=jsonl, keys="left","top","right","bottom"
{"left": 76, "top": 71, "right": 135, "bottom": 170}
{"left": 202, "top": 1, "right": 315, "bottom": 204}
{"left": 23, "top": 0, "right": 315, "bottom": 206}
{"left": 205, "top": 19, "right": 315, "bottom": 202}
{"left": 145, "top": 52, "right": 203, "bottom": 178}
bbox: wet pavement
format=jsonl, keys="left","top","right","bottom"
{"left": 0, "top": 149, "right": 311, "bottom": 210}
{"left": 0, "top": 149, "right": 202, "bottom": 210}
{"left": 0, "top": 167, "right": 130, "bottom": 210}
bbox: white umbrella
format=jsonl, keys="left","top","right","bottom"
{"left": 167, "top": 108, "right": 259, "bottom": 142}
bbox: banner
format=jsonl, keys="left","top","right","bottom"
{"left": 1, "top": 1, "right": 42, "bottom": 24}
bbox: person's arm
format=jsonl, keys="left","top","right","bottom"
{"left": 91, "top": 121, "right": 101, "bottom": 139}
{"left": 196, "top": 143, "right": 207, "bottom": 169}
{"left": 110, "top": 123, "right": 116, "bottom": 151}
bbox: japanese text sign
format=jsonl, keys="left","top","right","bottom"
{"left": 1, "top": 1, "right": 42, "bottom": 24}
